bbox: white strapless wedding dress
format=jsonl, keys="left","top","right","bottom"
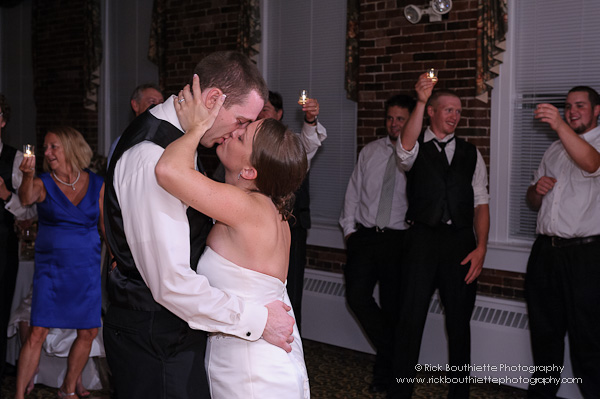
{"left": 197, "top": 247, "right": 310, "bottom": 399}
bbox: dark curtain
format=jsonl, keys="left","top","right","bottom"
{"left": 237, "top": 0, "right": 261, "bottom": 64}
{"left": 148, "top": 0, "right": 167, "bottom": 89}
{"left": 0, "top": 0, "right": 23, "bottom": 6}
{"left": 475, "top": 0, "right": 507, "bottom": 103}
{"left": 345, "top": 0, "right": 359, "bottom": 102}
{"left": 83, "top": 0, "right": 102, "bottom": 111}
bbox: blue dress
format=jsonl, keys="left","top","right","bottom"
{"left": 31, "top": 170, "right": 103, "bottom": 329}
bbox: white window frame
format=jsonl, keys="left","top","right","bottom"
{"left": 486, "top": 0, "right": 533, "bottom": 273}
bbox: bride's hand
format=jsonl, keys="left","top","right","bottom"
{"left": 175, "top": 74, "right": 226, "bottom": 137}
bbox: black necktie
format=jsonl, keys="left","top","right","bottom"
{"left": 433, "top": 137, "right": 455, "bottom": 167}
{"left": 433, "top": 137, "right": 455, "bottom": 223}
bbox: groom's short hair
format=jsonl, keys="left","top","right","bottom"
{"left": 193, "top": 51, "right": 268, "bottom": 109}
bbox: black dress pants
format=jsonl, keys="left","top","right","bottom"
{"left": 0, "top": 230, "right": 19, "bottom": 384}
{"left": 525, "top": 235, "right": 600, "bottom": 399}
{"left": 287, "top": 225, "right": 307, "bottom": 332}
{"left": 389, "top": 223, "right": 477, "bottom": 399}
{"left": 103, "top": 305, "right": 210, "bottom": 399}
{"left": 344, "top": 226, "right": 406, "bottom": 385}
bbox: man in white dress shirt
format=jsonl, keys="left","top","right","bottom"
{"left": 257, "top": 90, "right": 327, "bottom": 332}
{"left": 389, "top": 75, "right": 489, "bottom": 399}
{"left": 525, "top": 86, "right": 600, "bottom": 398}
{"left": 103, "top": 52, "right": 295, "bottom": 399}
{"left": 339, "top": 94, "right": 415, "bottom": 394}
{"left": 0, "top": 94, "right": 36, "bottom": 387}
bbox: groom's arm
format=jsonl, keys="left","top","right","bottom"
{"left": 115, "top": 142, "right": 273, "bottom": 340}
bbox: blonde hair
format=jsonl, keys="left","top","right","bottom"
{"left": 43, "top": 126, "right": 93, "bottom": 173}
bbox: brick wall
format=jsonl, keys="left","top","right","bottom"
{"left": 31, "top": 0, "right": 98, "bottom": 154}
{"left": 306, "top": 0, "right": 524, "bottom": 300}
{"left": 160, "top": 0, "right": 242, "bottom": 173}
{"left": 160, "top": 0, "right": 241, "bottom": 95}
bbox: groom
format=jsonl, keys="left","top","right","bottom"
{"left": 103, "top": 51, "right": 295, "bottom": 399}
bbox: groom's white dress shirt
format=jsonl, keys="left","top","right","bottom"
{"left": 112, "top": 96, "right": 267, "bottom": 339}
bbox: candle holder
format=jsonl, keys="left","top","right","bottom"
{"left": 23, "top": 144, "right": 34, "bottom": 158}
{"left": 427, "top": 68, "right": 438, "bottom": 83}
{"left": 298, "top": 89, "right": 309, "bottom": 106}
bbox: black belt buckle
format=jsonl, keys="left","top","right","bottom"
{"left": 375, "top": 226, "right": 386, "bottom": 233}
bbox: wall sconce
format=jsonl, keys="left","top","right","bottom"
{"left": 404, "top": 0, "right": 453, "bottom": 24}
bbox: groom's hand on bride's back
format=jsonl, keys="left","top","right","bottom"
{"left": 263, "top": 300, "right": 295, "bottom": 352}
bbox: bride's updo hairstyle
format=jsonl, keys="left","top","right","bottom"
{"left": 251, "top": 118, "right": 308, "bottom": 221}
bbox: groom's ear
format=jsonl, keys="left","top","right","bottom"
{"left": 240, "top": 167, "right": 257, "bottom": 181}
{"left": 205, "top": 88, "right": 224, "bottom": 109}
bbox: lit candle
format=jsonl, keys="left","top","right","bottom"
{"left": 298, "top": 90, "right": 309, "bottom": 105}
{"left": 23, "top": 144, "right": 34, "bottom": 157}
{"left": 427, "top": 68, "right": 438, "bottom": 82}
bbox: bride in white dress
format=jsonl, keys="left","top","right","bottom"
{"left": 155, "top": 76, "right": 310, "bottom": 399}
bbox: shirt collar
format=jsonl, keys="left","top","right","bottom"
{"left": 384, "top": 136, "right": 396, "bottom": 148}
{"left": 424, "top": 127, "right": 455, "bottom": 143}
{"left": 149, "top": 95, "right": 183, "bottom": 132}
{"left": 580, "top": 124, "right": 600, "bottom": 143}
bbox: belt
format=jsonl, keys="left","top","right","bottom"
{"left": 357, "top": 223, "right": 402, "bottom": 234}
{"left": 546, "top": 235, "right": 600, "bottom": 248}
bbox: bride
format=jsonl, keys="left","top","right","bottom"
{"left": 155, "top": 76, "right": 310, "bottom": 398}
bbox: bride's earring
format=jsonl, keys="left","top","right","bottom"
{"left": 237, "top": 171, "right": 242, "bottom": 180}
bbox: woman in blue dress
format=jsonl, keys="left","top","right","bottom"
{"left": 16, "top": 126, "right": 105, "bottom": 399}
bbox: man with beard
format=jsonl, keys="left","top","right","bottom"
{"left": 525, "top": 86, "right": 600, "bottom": 398}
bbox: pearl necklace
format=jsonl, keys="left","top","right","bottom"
{"left": 52, "top": 170, "right": 81, "bottom": 191}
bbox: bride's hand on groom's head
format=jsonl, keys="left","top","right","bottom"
{"left": 175, "top": 74, "right": 226, "bottom": 136}
{"left": 263, "top": 300, "right": 295, "bottom": 353}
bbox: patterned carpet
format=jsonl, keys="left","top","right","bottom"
{"left": 2, "top": 339, "right": 528, "bottom": 398}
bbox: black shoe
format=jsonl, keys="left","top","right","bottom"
{"left": 369, "top": 382, "right": 389, "bottom": 393}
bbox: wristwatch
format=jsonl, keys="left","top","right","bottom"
{"left": 304, "top": 116, "right": 317, "bottom": 125}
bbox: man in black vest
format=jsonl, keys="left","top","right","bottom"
{"left": 388, "top": 75, "right": 490, "bottom": 399}
{"left": 0, "top": 94, "right": 36, "bottom": 387}
{"left": 257, "top": 91, "right": 327, "bottom": 331}
{"left": 103, "top": 52, "right": 295, "bottom": 399}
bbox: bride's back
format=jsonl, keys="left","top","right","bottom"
{"left": 207, "top": 191, "right": 292, "bottom": 282}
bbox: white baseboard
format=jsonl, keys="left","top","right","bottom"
{"left": 301, "top": 269, "right": 582, "bottom": 398}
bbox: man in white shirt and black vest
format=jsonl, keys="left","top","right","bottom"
{"left": 389, "top": 75, "right": 490, "bottom": 399}
{"left": 103, "top": 52, "right": 295, "bottom": 399}
{"left": 526, "top": 86, "right": 600, "bottom": 398}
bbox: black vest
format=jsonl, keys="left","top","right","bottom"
{"left": 289, "top": 173, "right": 311, "bottom": 230}
{"left": 104, "top": 112, "right": 212, "bottom": 310}
{"left": 0, "top": 144, "right": 17, "bottom": 232}
{"left": 405, "top": 134, "right": 477, "bottom": 229}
